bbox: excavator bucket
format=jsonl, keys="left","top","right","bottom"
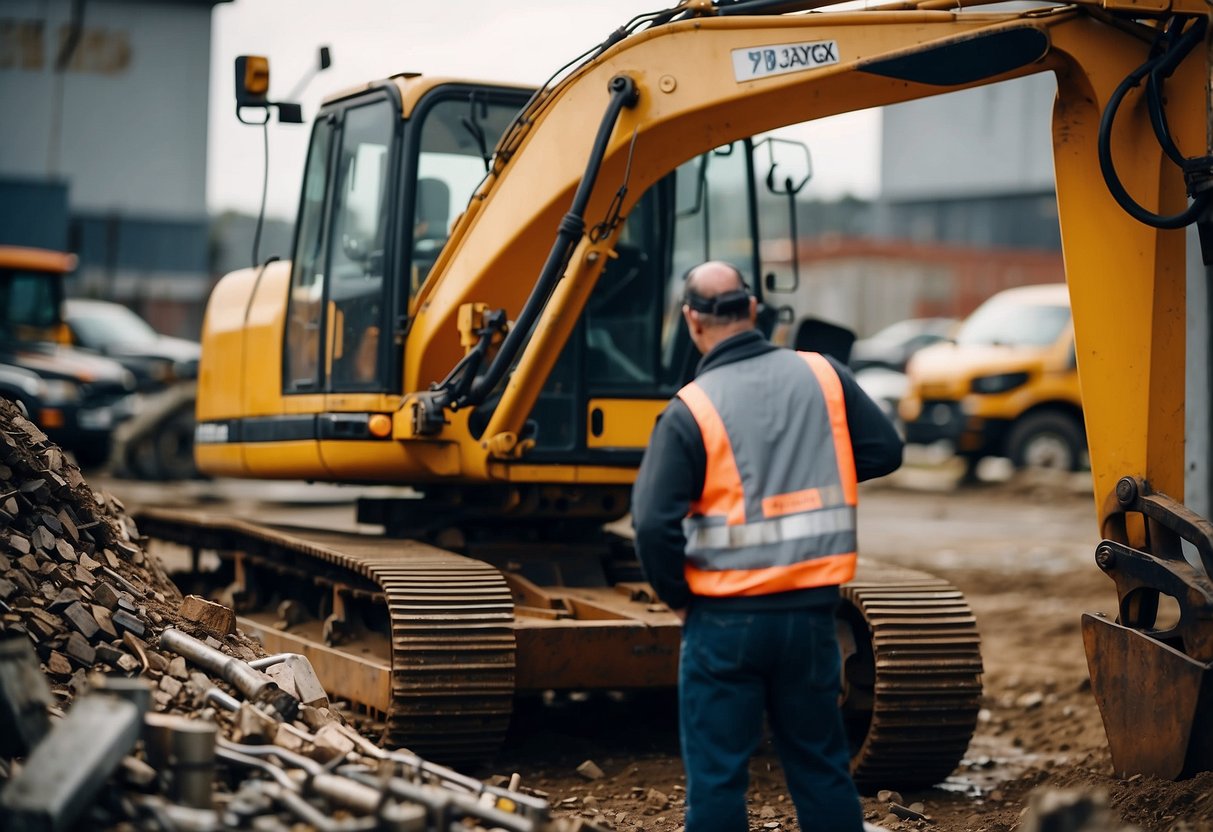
{"left": 1082, "top": 614, "right": 1213, "bottom": 779}
{"left": 1084, "top": 478, "right": 1213, "bottom": 779}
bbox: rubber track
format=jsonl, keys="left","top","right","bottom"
{"left": 843, "top": 571, "right": 984, "bottom": 789}
{"left": 136, "top": 508, "right": 515, "bottom": 763}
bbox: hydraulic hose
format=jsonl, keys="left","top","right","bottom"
{"left": 1097, "top": 17, "right": 1212, "bottom": 230}
{"left": 448, "top": 74, "right": 639, "bottom": 409}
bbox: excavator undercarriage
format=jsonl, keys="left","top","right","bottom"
{"left": 136, "top": 501, "right": 982, "bottom": 788}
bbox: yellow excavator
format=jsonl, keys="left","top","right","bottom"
{"left": 139, "top": 0, "right": 1213, "bottom": 785}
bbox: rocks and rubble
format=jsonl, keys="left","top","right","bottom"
{"left": 0, "top": 398, "right": 605, "bottom": 831}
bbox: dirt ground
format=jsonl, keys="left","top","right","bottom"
{"left": 106, "top": 464, "right": 1213, "bottom": 832}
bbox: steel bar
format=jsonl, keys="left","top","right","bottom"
{"left": 0, "top": 694, "right": 146, "bottom": 832}
{"left": 160, "top": 629, "right": 274, "bottom": 701}
{"left": 160, "top": 628, "right": 299, "bottom": 719}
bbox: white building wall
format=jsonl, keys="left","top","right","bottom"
{"left": 881, "top": 73, "right": 1057, "bottom": 201}
{"left": 0, "top": 0, "right": 212, "bottom": 218}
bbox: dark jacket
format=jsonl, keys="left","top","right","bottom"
{"left": 631, "top": 329, "right": 904, "bottom": 611}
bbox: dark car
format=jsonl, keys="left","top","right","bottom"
{"left": 63, "top": 299, "right": 200, "bottom": 392}
{"left": 849, "top": 317, "right": 958, "bottom": 373}
{"left": 0, "top": 246, "right": 138, "bottom": 467}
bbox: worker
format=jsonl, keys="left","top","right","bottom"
{"left": 632, "top": 261, "right": 903, "bottom": 832}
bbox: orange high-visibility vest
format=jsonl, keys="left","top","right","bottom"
{"left": 676, "top": 349, "right": 858, "bottom": 597}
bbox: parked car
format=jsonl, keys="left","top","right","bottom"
{"left": 63, "top": 299, "right": 200, "bottom": 392}
{"left": 849, "top": 317, "right": 958, "bottom": 373}
{"left": 899, "top": 284, "right": 1085, "bottom": 472}
{"left": 61, "top": 299, "right": 202, "bottom": 480}
{"left": 0, "top": 246, "right": 138, "bottom": 467}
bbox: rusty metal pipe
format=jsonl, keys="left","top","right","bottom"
{"left": 217, "top": 738, "right": 323, "bottom": 778}
{"left": 247, "top": 653, "right": 297, "bottom": 670}
{"left": 160, "top": 629, "right": 274, "bottom": 701}
{"left": 214, "top": 745, "right": 297, "bottom": 791}
{"left": 202, "top": 687, "right": 241, "bottom": 712}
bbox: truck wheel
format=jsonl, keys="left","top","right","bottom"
{"left": 1007, "top": 411, "right": 1084, "bottom": 471}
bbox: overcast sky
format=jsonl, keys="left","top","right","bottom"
{"left": 206, "top": 0, "right": 881, "bottom": 220}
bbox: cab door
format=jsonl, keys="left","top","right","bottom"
{"left": 525, "top": 141, "right": 761, "bottom": 464}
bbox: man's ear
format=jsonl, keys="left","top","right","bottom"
{"left": 748, "top": 295, "right": 758, "bottom": 323}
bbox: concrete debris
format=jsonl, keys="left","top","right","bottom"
{"left": 0, "top": 385, "right": 611, "bottom": 832}
{"left": 1019, "top": 788, "right": 1140, "bottom": 832}
{"left": 180, "top": 595, "right": 236, "bottom": 637}
{"left": 889, "top": 802, "right": 928, "bottom": 821}
{"left": 577, "top": 759, "right": 606, "bottom": 780}
{"left": 877, "top": 789, "right": 904, "bottom": 805}
{"left": 310, "top": 721, "right": 357, "bottom": 763}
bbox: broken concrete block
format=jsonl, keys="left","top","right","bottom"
{"left": 62, "top": 603, "right": 99, "bottom": 641}
{"left": 577, "top": 760, "right": 605, "bottom": 781}
{"left": 646, "top": 789, "right": 668, "bottom": 809}
{"left": 159, "top": 675, "right": 184, "bottom": 700}
{"left": 91, "top": 606, "right": 118, "bottom": 640}
{"left": 179, "top": 595, "right": 236, "bottom": 637}
{"left": 233, "top": 703, "right": 277, "bottom": 744}
{"left": 284, "top": 655, "right": 329, "bottom": 709}
{"left": 93, "top": 582, "right": 120, "bottom": 611}
{"left": 64, "top": 633, "right": 96, "bottom": 667}
{"left": 308, "top": 723, "right": 357, "bottom": 763}
{"left": 274, "top": 723, "right": 305, "bottom": 753}
{"left": 264, "top": 663, "right": 297, "bottom": 700}
{"left": 0, "top": 636, "right": 52, "bottom": 757}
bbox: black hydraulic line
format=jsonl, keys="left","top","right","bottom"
{"left": 1098, "top": 17, "right": 1212, "bottom": 230}
{"left": 450, "top": 74, "right": 639, "bottom": 409}
{"left": 1145, "top": 19, "right": 1191, "bottom": 167}
{"left": 716, "top": 0, "right": 818, "bottom": 15}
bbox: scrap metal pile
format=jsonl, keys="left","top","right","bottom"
{"left": 0, "top": 400, "right": 600, "bottom": 832}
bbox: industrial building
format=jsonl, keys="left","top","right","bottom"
{"left": 0, "top": 0, "right": 226, "bottom": 334}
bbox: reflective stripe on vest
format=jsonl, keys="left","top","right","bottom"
{"left": 677, "top": 349, "right": 858, "bottom": 597}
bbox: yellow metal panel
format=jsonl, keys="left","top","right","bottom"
{"left": 1049, "top": 24, "right": 1192, "bottom": 534}
{"left": 586, "top": 399, "right": 667, "bottom": 449}
{"left": 487, "top": 463, "right": 637, "bottom": 485}
{"left": 243, "top": 441, "right": 327, "bottom": 479}
{"left": 193, "top": 443, "right": 246, "bottom": 478}
{"left": 196, "top": 266, "right": 260, "bottom": 422}
{"left": 319, "top": 440, "right": 458, "bottom": 481}
{"left": 241, "top": 264, "right": 291, "bottom": 418}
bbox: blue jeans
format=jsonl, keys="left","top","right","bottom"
{"left": 679, "top": 604, "right": 862, "bottom": 832}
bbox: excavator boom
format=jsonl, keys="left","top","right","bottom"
{"left": 176, "top": 0, "right": 1213, "bottom": 779}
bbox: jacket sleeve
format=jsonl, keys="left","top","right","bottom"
{"left": 827, "top": 355, "right": 905, "bottom": 482}
{"left": 631, "top": 398, "right": 705, "bottom": 611}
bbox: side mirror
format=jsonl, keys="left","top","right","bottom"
{"left": 235, "top": 55, "right": 270, "bottom": 122}
{"left": 234, "top": 54, "right": 307, "bottom": 125}
{"left": 759, "top": 137, "right": 812, "bottom": 198}
{"left": 755, "top": 136, "right": 812, "bottom": 294}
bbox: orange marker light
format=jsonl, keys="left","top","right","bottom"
{"left": 243, "top": 56, "right": 269, "bottom": 97}
{"left": 367, "top": 413, "right": 392, "bottom": 438}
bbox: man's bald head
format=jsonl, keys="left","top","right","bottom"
{"left": 685, "top": 261, "right": 746, "bottom": 299}
{"left": 681, "top": 260, "right": 758, "bottom": 354}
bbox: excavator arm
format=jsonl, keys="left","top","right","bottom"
{"left": 188, "top": 0, "right": 1213, "bottom": 778}
{"left": 399, "top": 0, "right": 1213, "bottom": 776}
{"left": 403, "top": 2, "right": 1204, "bottom": 504}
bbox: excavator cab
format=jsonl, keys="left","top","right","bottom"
{"left": 221, "top": 76, "right": 799, "bottom": 479}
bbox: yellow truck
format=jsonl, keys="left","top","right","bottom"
{"left": 900, "top": 283, "right": 1085, "bottom": 472}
